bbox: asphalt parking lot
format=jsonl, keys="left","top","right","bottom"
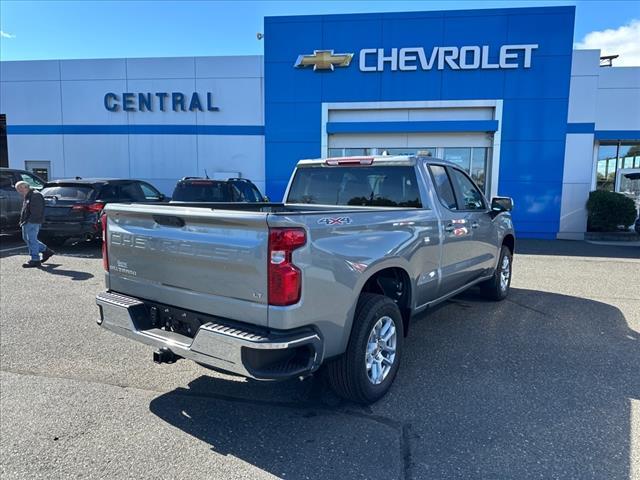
{"left": 1, "top": 233, "right": 638, "bottom": 480}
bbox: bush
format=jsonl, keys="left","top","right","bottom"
{"left": 586, "top": 190, "right": 638, "bottom": 232}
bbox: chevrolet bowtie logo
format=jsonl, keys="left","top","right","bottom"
{"left": 294, "top": 50, "right": 354, "bottom": 71}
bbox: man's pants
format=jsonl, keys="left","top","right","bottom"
{"left": 21, "top": 223, "right": 48, "bottom": 261}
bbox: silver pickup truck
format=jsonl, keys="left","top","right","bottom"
{"left": 96, "top": 155, "right": 515, "bottom": 404}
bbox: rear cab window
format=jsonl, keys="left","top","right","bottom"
{"left": 287, "top": 165, "right": 423, "bottom": 207}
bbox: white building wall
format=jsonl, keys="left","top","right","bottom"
{"left": 595, "top": 67, "right": 640, "bottom": 131}
{"left": 559, "top": 50, "right": 640, "bottom": 239}
{"left": 0, "top": 56, "right": 264, "bottom": 195}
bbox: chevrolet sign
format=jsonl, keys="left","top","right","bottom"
{"left": 294, "top": 50, "right": 354, "bottom": 71}
{"left": 295, "top": 44, "right": 538, "bottom": 72}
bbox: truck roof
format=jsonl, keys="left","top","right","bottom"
{"left": 296, "top": 155, "right": 457, "bottom": 168}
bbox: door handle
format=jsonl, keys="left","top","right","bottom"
{"left": 0, "top": 196, "right": 6, "bottom": 199}
{"left": 444, "top": 224, "right": 455, "bottom": 232}
{"left": 471, "top": 222, "right": 479, "bottom": 229}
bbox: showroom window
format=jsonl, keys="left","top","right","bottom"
{"left": 440, "top": 147, "right": 491, "bottom": 194}
{"left": 327, "top": 147, "right": 436, "bottom": 157}
{"left": 596, "top": 142, "right": 640, "bottom": 191}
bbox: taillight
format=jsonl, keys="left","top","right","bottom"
{"left": 72, "top": 202, "right": 105, "bottom": 213}
{"left": 268, "top": 227, "right": 306, "bottom": 306}
{"left": 101, "top": 214, "right": 109, "bottom": 271}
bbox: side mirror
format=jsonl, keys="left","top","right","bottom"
{"left": 491, "top": 196, "right": 513, "bottom": 213}
{"left": 263, "top": 196, "right": 270, "bottom": 202}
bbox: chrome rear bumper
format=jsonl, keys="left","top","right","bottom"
{"left": 96, "top": 291, "right": 323, "bottom": 379}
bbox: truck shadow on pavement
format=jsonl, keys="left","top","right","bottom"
{"left": 149, "top": 288, "right": 639, "bottom": 480}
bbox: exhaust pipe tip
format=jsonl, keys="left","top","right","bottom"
{"left": 153, "top": 347, "right": 177, "bottom": 364}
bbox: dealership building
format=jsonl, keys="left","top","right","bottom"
{"left": 1, "top": 5, "right": 639, "bottom": 239}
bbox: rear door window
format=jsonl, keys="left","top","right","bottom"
{"left": 428, "top": 165, "right": 457, "bottom": 210}
{"left": 41, "top": 185, "right": 95, "bottom": 201}
{"left": 231, "top": 181, "right": 263, "bottom": 202}
{"left": 118, "top": 182, "right": 146, "bottom": 202}
{"left": 172, "top": 181, "right": 231, "bottom": 202}
{"left": 96, "top": 184, "right": 119, "bottom": 202}
{"left": 138, "top": 182, "right": 163, "bottom": 201}
{"left": 287, "top": 166, "right": 423, "bottom": 207}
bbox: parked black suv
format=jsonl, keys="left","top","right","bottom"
{"left": 40, "top": 178, "right": 166, "bottom": 244}
{"left": 171, "top": 177, "right": 266, "bottom": 203}
{"left": 0, "top": 168, "right": 46, "bottom": 232}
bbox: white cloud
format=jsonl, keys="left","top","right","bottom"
{"left": 575, "top": 19, "right": 640, "bottom": 67}
{"left": 0, "top": 30, "right": 16, "bottom": 39}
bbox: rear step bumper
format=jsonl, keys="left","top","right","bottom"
{"left": 96, "top": 291, "right": 323, "bottom": 380}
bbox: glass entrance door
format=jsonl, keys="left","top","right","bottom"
{"left": 615, "top": 168, "right": 640, "bottom": 215}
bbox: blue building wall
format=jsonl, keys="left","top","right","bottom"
{"left": 264, "top": 6, "right": 576, "bottom": 239}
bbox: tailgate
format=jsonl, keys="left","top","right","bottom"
{"left": 104, "top": 203, "right": 270, "bottom": 326}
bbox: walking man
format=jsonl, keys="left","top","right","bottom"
{"left": 15, "top": 181, "right": 54, "bottom": 268}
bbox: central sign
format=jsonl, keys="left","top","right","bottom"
{"left": 295, "top": 44, "right": 538, "bottom": 72}
{"left": 104, "top": 92, "right": 219, "bottom": 112}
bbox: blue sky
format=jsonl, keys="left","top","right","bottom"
{"left": 1, "top": 0, "right": 639, "bottom": 62}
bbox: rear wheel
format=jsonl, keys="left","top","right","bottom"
{"left": 326, "top": 293, "right": 404, "bottom": 404}
{"left": 479, "top": 245, "right": 512, "bottom": 301}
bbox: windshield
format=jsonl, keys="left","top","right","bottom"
{"left": 172, "top": 181, "right": 232, "bottom": 202}
{"left": 41, "top": 185, "right": 95, "bottom": 201}
{"left": 287, "top": 165, "right": 423, "bottom": 207}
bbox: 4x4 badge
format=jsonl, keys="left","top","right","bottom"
{"left": 317, "top": 217, "right": 352, "bottom": 225}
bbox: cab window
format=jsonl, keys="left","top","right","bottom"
{"left": 448, "top": 168, "right": 486, "bottom": 211}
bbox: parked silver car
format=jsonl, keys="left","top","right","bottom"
{"left": 96, "top": 155, "right": 515, "bottom": 403}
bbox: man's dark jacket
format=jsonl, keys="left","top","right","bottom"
{"left": 20, "top": 189, "right": 45, "bottom": 225}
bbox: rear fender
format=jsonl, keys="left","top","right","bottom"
{"left": 334, "top": 257, "right": 414, "bottom": 357}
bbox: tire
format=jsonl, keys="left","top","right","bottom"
{"left": 479, "top": 245, "right": 513, "bottom": 301}
{"left": 326, "top": 293, "right": 404, "bottom": 404}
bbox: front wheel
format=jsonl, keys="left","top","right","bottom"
{"left": 326, "top": 293, "right": 404, "bottom": 404}
{"left": 479, "top": 245, "right": 512, "bottom": 301}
